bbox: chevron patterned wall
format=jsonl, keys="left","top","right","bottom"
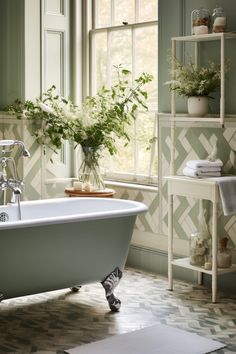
{"left": 159, "top": 118, "right": 236, "bottom": 251}
{"left": 112, "top": 187, "right": 159, "bottom": 235}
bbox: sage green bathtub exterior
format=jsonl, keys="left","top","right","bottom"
{"left": 0, "top": 215, "right": 136, "bottom": 300}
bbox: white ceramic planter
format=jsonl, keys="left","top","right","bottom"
{"left": 187, "top": 96, "right": 209, "bottom": 117}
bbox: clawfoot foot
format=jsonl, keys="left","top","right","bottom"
{"left": 0, "top": 293, "right": 4, "bottom": 302}
{"left": 101, "top": 267, "right": 123, "bottom": 312}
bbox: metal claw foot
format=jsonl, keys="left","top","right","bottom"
{"left": 101, "top": 267, "right": 123, "bottom": 312}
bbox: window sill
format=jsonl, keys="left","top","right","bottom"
{"left": 105, "top": 180, "right": 158, "bottom": 192}
{"left": 45, "top": 177, "right": 158, "bottom": 193}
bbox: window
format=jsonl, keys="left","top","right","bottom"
{"left": 89, "top": 0, "right": 158, "bottom": 185}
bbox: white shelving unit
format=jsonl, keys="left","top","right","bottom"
{"left": 171, "top": 33, "right": 236, "bottom": 124}
{"left": 165, "top": 33, "right": 236, "bottom": 303}
{"left": 165, "top": 176, "right": 236, "bottom": 303}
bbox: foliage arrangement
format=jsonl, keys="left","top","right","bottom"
{"left": 6, "top": 65, "right": 153, "bottom": 157}
{"left": 165, "top": 58, "right": 223, "bottom": 98}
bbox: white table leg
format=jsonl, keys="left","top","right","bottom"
{"left": 168, "top": 194, "right": 174, "bottom": 290}
{"left": 212, "top": 194, "right": 218, "bottom": 303}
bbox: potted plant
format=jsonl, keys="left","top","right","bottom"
{"left": 6, "top": 65, "right": 153, "bottom": 191}
{"left": 165, "top": 58, "right": 222, "bottom": 117}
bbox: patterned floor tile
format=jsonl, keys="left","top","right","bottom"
{"left": 0, "top": 268, "right": 235, "bottom": 354}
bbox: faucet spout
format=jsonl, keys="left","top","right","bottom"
{"left": 0, "top": 140, "right": 30, "bottom": 158}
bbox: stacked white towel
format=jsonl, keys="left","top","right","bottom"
{"left": 183, "top": 159, "right": 223, "bottom": 178}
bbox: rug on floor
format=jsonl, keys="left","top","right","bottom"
{"left": 65, "top": 323, "right": 225, "bottom": 354}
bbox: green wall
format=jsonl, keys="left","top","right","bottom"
{"left": 0, "top": 0, "right": 25, "bottom": 109}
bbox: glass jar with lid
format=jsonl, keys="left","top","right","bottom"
{"left": 189, "top": 231, "right": 211, "bottom": 266}
{"left": 212, "top": 7, "right": 226, "bottom": 33}
{"left": 191, "top": 8, "right": 211, "bottom": 35}
{"left": 217, "top": 237, "right": 232, "bottom": 268}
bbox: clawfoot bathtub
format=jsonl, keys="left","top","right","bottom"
{"left": 0, "top": 197, "right": 147, "bottom": 311}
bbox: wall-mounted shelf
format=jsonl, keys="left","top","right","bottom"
{"left": 172, "top": 32, "right": 236, "bottom": 42}
{"left": 159, "top": 113, "right": 236, "bottom": 127}
{"left": 170, "top": 32, "right": 236, "bottom": 127}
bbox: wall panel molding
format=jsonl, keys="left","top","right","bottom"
{"left": 44, "top": 0, "right": 65, "bottom": 15}
{"left": 41, "top": 0, "right": 71, "bottom": 194}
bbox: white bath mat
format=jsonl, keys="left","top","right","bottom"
{"left": 65, "top": 323, "right": 225, "bottom": 354}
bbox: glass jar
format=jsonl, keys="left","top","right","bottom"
{"left": 212, "top": 7, "right": 226, "bottom": 33}
{"left": 189, "top": 231, "right": 211, "bottom": 266}
{"left": 217, "top": 237, "right": 232, "bottom": 268}
{"left": 191, "top": 8, "right": 211, "bottom": 35}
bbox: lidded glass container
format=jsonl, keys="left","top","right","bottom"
{"left": 191, "top": 8, "right": 211, "bottom": 35}
{"left": 217, "top": 237, "right": 232, "bottom": 268}
{"left": 189, "top": 231, "right": 211, "bottom": 266}
{"left": 212, "top": 7, "right": 226, "bottom": 33}
{"left": 189, "top": 200, "right": 211, "bottom": 266}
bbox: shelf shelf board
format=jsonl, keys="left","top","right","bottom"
{"left": 172, "top": 257, "right": 236, "bottom": 275}
{"left": 172, "top": 32, "right": 236, "bottom": 42}
{"left": 158, "top": 113, "right": 236, "bottom": 127}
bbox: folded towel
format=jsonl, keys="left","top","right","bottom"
{"left": 188, "top": 166, "right": 222, "bottom": 173}
{"left": 186, "top": 159, "right": 223, "bottom": 169}
{"left": 183, "top": 167, "right": 221, "bottom": 178}
{"left": 210, "top": 176, "right": 236, "bottom": 216}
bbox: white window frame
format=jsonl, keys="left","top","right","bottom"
{"left": 86, "top": 0, "right": 158, "bottom": 186}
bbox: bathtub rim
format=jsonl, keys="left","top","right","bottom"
{"left": 0, "top": 197, "right": 147, "bottom": 230}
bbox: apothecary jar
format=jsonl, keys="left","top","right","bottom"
{"left": 191, "top": 8, "right": 211, "bottom": 35}
{"left": 189, "top": 231, "right": 211, "bottom": 266}
{"left": 212, "top": 7, "right": 226, "bottom": 33}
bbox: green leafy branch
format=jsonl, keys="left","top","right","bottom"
{"left": 6, "top": 66, "right": 153, "bottom": 157}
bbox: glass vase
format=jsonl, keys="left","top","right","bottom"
{"left": 78, "top": 147, "right": 105, "bottom": 192}
{"left": 189, "top": 200, "right": 212, "bottom": 266}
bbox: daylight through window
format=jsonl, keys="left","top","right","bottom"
{"left": 90, "top": 0, "right": 158, "bottom": 185}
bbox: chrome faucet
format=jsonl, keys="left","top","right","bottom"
{"left": 0, "top": 140, "right": 30, "bottom": 219}
{"left": 0, "top": 140, "right": 30, "bottom": 158}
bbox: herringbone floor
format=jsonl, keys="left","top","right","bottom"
{"left": 0, "top": 267, "right": 235, "bottom": 354}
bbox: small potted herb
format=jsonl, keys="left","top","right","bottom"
{"left": 165, "top": 58, "right": 223, "bottom": 117}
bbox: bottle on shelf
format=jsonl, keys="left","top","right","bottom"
{"left": 212, "top": 7, "right": 227, "bottom": 33}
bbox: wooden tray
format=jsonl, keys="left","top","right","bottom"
{"left": 65, "top": 188, "right": 115, "bottom": 197}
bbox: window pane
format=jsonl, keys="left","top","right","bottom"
{"left": 136, "top": 112, "right": 157, "bottom": 176}
{"left": 135, "top": 25, "right": 158, "bottom": 109}
{"left": 111, "top": 122, "right": 135, "bottom": 173}
{"left": 94, "top": 32, "right": 108, "bottom": 91}
{"left": 114, "top": 0, "right": 135, "bottom": 25}
{"left": 110, "top": 29, "right": 132, "bottom": 82}
{"left": 138, "top": 0, "right": 158, "bottom": 22}
{"left": 96, "top": 0, "right": 111, "bottom": 28}
{"left": 91, "top": 2, "right": 158, "bottom": 184}
{"left": 101, "top": 123, "right": 135, "bottom": 174}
